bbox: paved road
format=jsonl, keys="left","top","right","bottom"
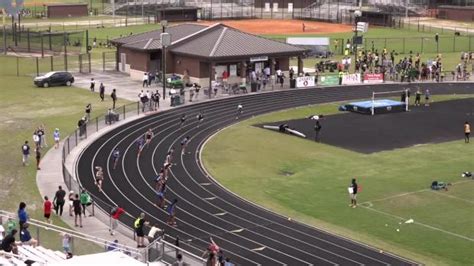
{"left": 77, "top": 83, "right": 472, "bottom": 265}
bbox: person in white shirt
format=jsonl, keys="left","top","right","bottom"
{"left": 142, "top": 73, "right": 149, "bottom": 87}
{"left": 0, "top": 217, "right": 5, "bottom": 241}
{"left": 33, "top": 131, "right": 40, "bottom": 149}
{"left": 147, "top": 224, "right": 163, "bottom": 243}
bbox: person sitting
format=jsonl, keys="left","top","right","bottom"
{"left": 0, "top": 229, "right": 19, "bottom": 254}
{"left": 20, "top": 223, "right": 38, "bottom": 247}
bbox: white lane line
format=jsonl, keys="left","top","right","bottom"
{"left": 252, "top": 246, "right": 266, "bottom": 251}
{"left": 204, "top": 196, "right": 217, "bottom": 200}
{"left": 200, "top": 182, "right": 212, "bottom": 186}
{"left": 88, "top": 110, "right": 262, "bottom": 265}
{"left": 361, "top": 205, "right": 474, "bottom": 242}
{"left": 230, "top": 229, "right": 244, "bottom": 233}
{"left": 431, "top": 191, "right": 474, "bottom": 204}
{"left": 215, "top": 212, "right": 227, "bottom": 216}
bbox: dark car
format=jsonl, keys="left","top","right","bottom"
{"left": 34, "top": 71, "right": 74, "bottom": 88}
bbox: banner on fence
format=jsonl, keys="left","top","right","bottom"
{"left": 319, "top": 75, "right": 339, "bottom": 86}
{"left": 342, "top": 73, "right": 361, "bottom": 85}
{"left": 363, "top": 73, "right": 384, "bottom": 83}
{"left": 296, "top": 76, "right": 316, "bottom": 88}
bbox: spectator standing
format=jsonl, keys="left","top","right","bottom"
{"left": 465, "top": 122, "right": 470, "bottom": 143}
{"left": 21, "top": 140, "right": 30, "bottom": 166}
{"left": 18, "top": 202, "right": 29, "bottom": 231}
{"left": 111, "top": 89, "right": 117, "bottom": 109}
{"left": 0, "top": 229, "right": 19, "bottom": 254}
{"left": 134, "top": 213, "right": 149, "bottom": 248}
{"left": 44, "top": 196, "right": 53, "bottom": 224}
{"left": 33, "top": 131, "right": 40, "bottom": 149}
{"left": 78, "top": 117, "right": 87, "bottom": 138}
{"left": 142, "top": 73, "right": 149, "bottom": 87}
{"left": 112, "top": 148, "right": 120, "bottom": 169}
{"left": 68, "top": 190, "right": 75, "bottom": 217}
{"left": 38, "top": 125, "right": 47, "bottom": 148}
{"left": 35, "top": 147, "right": 41, "bottom": 170}
{"left": 54, "top": 186, "right": 66, "bottom": 216}
{"left": 20, "top": 223, "right": 38, "bottom": 247}
{"left": 109, "top": 206, "right": 125, "bottom": 236}
{"left": 62, "top": 233, "right": 72, "bottom": 256}
{"left": 53, "top": 128, "right": 60, "bottom": 149}
{"left": 73, "top": 194, "right": 82, "bottom": 227}
{"left": 85, "top": 104, "right": 92, "bottom": 121}
{"left": 314, "top": 120, "right": 322, "bottom": 142}
{"left": 80, "top": 190, "right": 92, "bottom": 217}
{"left": 90, "top": 78, "right": 95, "bottom": 92}
{"left": 99, "top": 83, "right": 105, "bottom": 101}
{"left": 349, "top": 178, "right": 358, "bottom": 208}
{"left": 153, "top": 90, "right": 160, "bottom": 109}
{"left": 414, "top": 88, "right": 422, "bottom": 106}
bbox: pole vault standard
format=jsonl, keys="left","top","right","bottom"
{"left": 371, "top": 89, "right": 409, "bottom": 116}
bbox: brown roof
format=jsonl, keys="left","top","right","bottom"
{"left": 112, "top": 24, "right": 207, "bottom": 50}
{"left": 170, "top": 24, "right": 306, "bottom": 59}
{"left": 114, "top": 23, "right": 306, "bottom": 58}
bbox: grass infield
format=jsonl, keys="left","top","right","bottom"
{"left": 202, "top": 95, "right": 474, "bottom": 265}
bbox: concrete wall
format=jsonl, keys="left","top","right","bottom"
{"left": 47, "top": 4, "right": 88, "bottom": 18}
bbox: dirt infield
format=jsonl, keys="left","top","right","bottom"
{"left": 199, "top": 19, "right": 352, "bottom": 35}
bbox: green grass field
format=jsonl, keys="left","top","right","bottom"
{"left": 0, "top": 74, "right": 130, "bottom": 253}
{"left": 202, "top": 95, "right": 474, "bottom": 265}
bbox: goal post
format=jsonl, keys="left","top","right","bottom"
{"left": 371, "top": 89, "right": 409, "bottom": 116}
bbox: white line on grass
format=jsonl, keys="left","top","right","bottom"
{"left": 431, "top": 191, "right": 474, "bottom": 204}
{"left": 360, "top": 205, "right": 474, "bottom": 242}
{"left": 360, "top": 180, "right": 472, "bottom": 206}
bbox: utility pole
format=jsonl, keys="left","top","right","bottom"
{"left": 160, "top": 20, "right": 169, "bottom": 100}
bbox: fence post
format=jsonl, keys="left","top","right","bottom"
{"left": 36, "top": 226, "right": 40, "bottom": 246}
{"left": 402, "top": 38, "right": 405, "bottom": 54}
{"left": 79, "top": 54, "right": 82, "bottom": 73}
{"left": 470, "top": 36, "right": 472, "bottom": 51}
{"left": 421, "top": 37, "right": 424, "bottom": 53}
{"left": 123, "top": 105, "right": 126, "bottom": 119}
{"left": 137, "top": 101, "right": 140, "bottom": 115}
{"left": 67, "top": 137, "right": 70, "bottom": 154}
{"left": 39, "top": 33, "right": 44, "bottom": 58}
{"left": 36, "top": 57, "right": 39, "bottom": 76}
{"left": 16, "top": 57, "right": 19, "bottom": 77}
{"left": 88, "top": 53, "right": 91, "bottom": 73}
{"left": 27, "top": 28, "right": 30, "bottom": 52}
{"left": 96, "top": 117, "right": 99, "bottom": 132}
{"left": 75, "top": 130, "right": 78, "bottom": 147}
{"left": 50, "top": 56, "right": 53, "bottom": 71}
{"left": 102, "top": 52, "right": 105, "bottom": 71}
{"left": 453, "top": 36, "right": 455, "bottom": 52}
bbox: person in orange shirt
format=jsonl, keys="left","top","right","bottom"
{"left": 464, "top": 122, "right": 470, "bottom": 143}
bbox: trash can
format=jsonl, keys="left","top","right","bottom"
{"left": 251, "top": 83, "right": 257, "bottom": 92}
{"left": 290, "top": 79, "right": 296, "bottom": 88}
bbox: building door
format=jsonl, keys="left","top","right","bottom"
{"left": 120, "top": 53, "right": 126, "bottom": 72}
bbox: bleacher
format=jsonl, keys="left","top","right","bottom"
{"left": 0, "top": 244, "right": 66, "bottom": 265}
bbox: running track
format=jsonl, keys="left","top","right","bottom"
{"left": 77, "top": 83, "right": 472, "bottom": 265}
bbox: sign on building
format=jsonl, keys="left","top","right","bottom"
{"left": 296, "top": 76, "right": 316, "bottom": 88}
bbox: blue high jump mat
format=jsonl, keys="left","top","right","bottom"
{"left": 340, "top": 99, "right": 406, "bottom": 115}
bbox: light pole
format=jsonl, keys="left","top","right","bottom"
{"left": 160, "top": 20, "right": 169, "bottom": 100}
{"left": 353, "top": 10, "right": 362, "bottom": 69}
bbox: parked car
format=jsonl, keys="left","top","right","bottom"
{"left": 34, "top": 71, "right": 74, "bottom": 88}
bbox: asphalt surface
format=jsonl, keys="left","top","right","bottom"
{"left": 77, "top": 83, "right": 473, "bottom": 265}
{"left": 261, "top": 98, "right": 474, "bottom": 153}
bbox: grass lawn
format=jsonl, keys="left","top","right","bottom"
{"left": 0, "top": 71, "right": 131, "bottom": 253}
{"left": 202, "top": 95, "right": 474, "bottom": 266}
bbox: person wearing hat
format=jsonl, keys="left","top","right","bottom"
{"left": 53, "top": 128, "right": 60, "bottom": 149}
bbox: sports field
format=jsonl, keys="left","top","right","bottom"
{"left": 202, "top": 95, "right": 474, "bottom": 265}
